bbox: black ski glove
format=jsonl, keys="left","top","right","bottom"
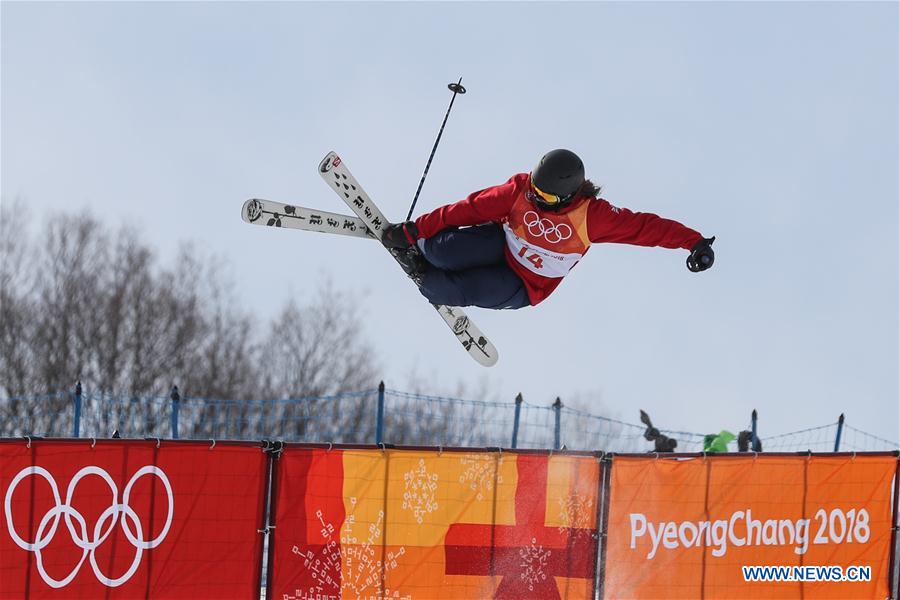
{"left": 382, "top": 221, "right": 419, "bottom": 250}
{"left": 687, "top": 236, "right": 715, "bottom": 272}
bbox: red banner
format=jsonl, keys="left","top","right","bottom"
{"left": 0, "top": 440, "right": 267, "bottom": 599}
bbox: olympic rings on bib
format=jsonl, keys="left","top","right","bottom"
{"left": 523, "top": 211, "right": 573, "bottom": 244}
{"left": 4, "top": 465, "right": 173, "bottom": 588}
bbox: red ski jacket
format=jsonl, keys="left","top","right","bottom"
{"left": 414, "top": 173, "right": 703, "bottom": 306}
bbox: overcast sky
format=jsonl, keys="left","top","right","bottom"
{"left": 2, "top": 2, "right": 897, "bottom": 444}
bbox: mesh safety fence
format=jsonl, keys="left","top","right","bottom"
{"left": 1, "top": 388, "right": 896, "bottom": 453}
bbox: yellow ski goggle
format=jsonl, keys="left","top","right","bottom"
{"left": 528, "top": 183, "right": 563, "bottom": 205}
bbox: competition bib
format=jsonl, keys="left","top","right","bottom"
{"left": 503, "top": 222, "right": 583, "bottom": 278}
{"left": 503, "top": 192, "right": 592, "bottom": 278}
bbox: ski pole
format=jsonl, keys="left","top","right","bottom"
{"left": 405, "top": 78, "right": 466, "bottom": 221}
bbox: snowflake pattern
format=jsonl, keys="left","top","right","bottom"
{"left": 557, "top": 492, "right": 594, "bottom": 534}
{"left": 285, "top": 497, "right": 411, "bottom": 600}
{"left": 519, "top": 537, "right": 551, "bottom": 592}
{"left": 458, "top": 454, "right": 502, "bottom": 501}
{"left": 402, "top": 459, "right": 439, "bottom": 524}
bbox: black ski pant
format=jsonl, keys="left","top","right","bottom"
{"left": 416, "top": 224, "right": 531, "bottom": 310}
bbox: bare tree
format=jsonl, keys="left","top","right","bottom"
{"left": 93, "top": 228, "right": 156, "bottom": 393}
{"left": 170, "top": 249, "right": 258, "bottom": 400}
{"left": 0, "top": 207, "right": 380, "bottom": 440}
{"left": 259, "top": 283, "right": 377, "bottom": 398}
{"left": 253, "top": 283, "right": 379, "bottom": 442}
{"left": 29, "top": 213, "right": 107, "bottom": 395}
{"left": 0, "top": 199, "right": 36, "bottom": 398}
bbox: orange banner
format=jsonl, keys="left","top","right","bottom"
{"left": 603, "top": 455, "right": 896, "bottom": 599}
{"left": 271, "top": 448, "right": 602, "bottom": 599}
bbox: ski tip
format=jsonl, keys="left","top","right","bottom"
{"left": 435, "top": 305, "right": 501, "bottom": 367}
{"left": 241, "top": 198, "right": 264, "bottom": 224}
{"left": 481, "top": 352, "right": 499, "bottom": 367}
{"left": 318, "top": 151, "right": 340, "bottom": 175}
{"left": 478, "top": 342, "right": 499, "bottom": 367}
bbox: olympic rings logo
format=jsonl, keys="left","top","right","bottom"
{"left": 4, "top": 465, "right": 174, "bottom": 588}
{"left": 523, "top": 211, "right": 572, "bottom": 244}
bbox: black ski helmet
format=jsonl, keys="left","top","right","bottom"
{"left": 529, "top": 149, "right": 585, "bottom": 210}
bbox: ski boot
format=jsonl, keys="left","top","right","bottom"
{"left": 391, "top": 246, "right": 428, "bottom": 286}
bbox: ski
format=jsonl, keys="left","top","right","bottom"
{"left": 317, "top": 151, "right": 498, "bottom": 367}
{"left": 241, "top": 198, "right": 374, "bottom": 239}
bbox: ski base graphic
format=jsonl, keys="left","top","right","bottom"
{"left": 241, "top": 198, "right": 373, "bottom": 239}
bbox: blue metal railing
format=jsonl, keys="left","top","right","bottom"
{"left": 1, "top": 384, "right": 896, "bottom": 452}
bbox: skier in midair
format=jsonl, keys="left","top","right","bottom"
{"left": 381, "top": 149, "right": 715, "bottom": 309}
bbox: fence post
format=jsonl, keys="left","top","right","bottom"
{"left": 553, "top": 397, "right": 562, "bottom": 450}
{"left": 376, "top": 381, "right": 385, "bottom": 445}
{"left": 833, "top": 413, "right": 845, "bottom": 452}
{"left": 888, "top": 453, "right": 900, "bottom": 597}
{"left": 170, "top": 385, "right": 180, "bottom": 439}
{"left": 511, "top": 393, "right": 523, "bottom": 449}
{"left": 751, "top": 409, "right": 758, "bottom": 451}
{"left": 72, "top": 380, "right": 83, "bottom": 438}
{"left": 595, "top": 453, "right": 613, "bottom": 599}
